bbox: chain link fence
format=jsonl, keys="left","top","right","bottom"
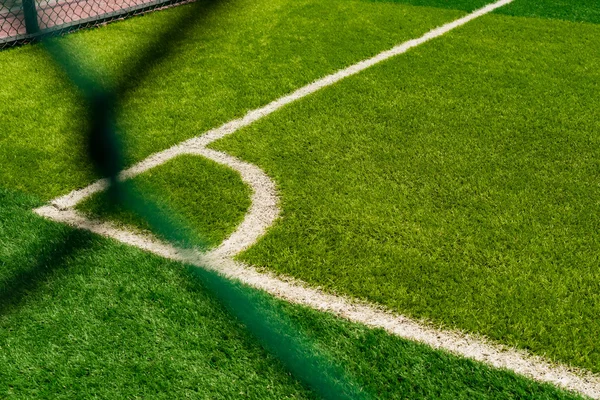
{"left": 0, "top": 0, "right": 191, "bottom": 49}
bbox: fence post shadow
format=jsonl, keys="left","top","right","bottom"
{"left": 0, "top": 228, "right": 95, "bottom": 317}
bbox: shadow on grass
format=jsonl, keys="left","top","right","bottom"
{"left": 0, "top": 229, "right": 95, "bottom": 317}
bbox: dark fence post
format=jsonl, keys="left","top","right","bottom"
{"left": 22, "top": 0, "right": 39, "bottom": 35}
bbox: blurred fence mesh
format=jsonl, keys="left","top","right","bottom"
{"left": 2, "top": 0, "right": 372, "bottom": 397}
{"left": 0, "top": 0, "right": 191, "bottom": 49}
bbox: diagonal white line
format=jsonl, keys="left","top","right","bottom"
{"left": 50, "top": 0, "right": 514, "bottom": 210}
{"left": 33, "top": 0, "right": 600, "bottom": 398}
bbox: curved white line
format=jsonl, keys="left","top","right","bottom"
{"left": 51, "top": 0, "right": 513, "bottom": 210}
{"left": 185, "top": 146, "right": 280, "bottom": 259}
{"left": 34, "top": 201, "right": 600, "bottom": 400}
{"left": 33, "top": 1, "right": 600, "bottom": 397}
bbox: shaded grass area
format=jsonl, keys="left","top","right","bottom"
{"left": 0, "top": 0, "right": 463, "bottom": 201}
{"left": 498, "top": 0, "right": 600, "bottom": 24}
{"left": 0, "top": 188, "right": 312, "bottom": 399}
{"left": 214, "top": 14, "right": 600, "bottom": 372}
{"left": 0, "top": 187, "right": 584, "bottom": 399}
{"left": 369, "top": 0, "right": 489, "bottom": 12}
{"left": 371, "top": 0, "right": 600, "bottom": 23}
{"left": 77, "top": 155, "right": 251, "bottom": 249}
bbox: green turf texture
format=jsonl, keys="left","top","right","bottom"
{"left": 213, "top": 14, "right": 600, "bottom": 373}
{"left": 0, "top": 187, "right": 583, "bottom": 399}
{"left": 76, "top": 155, "right": 251, "bottom": 249}
{"left": 371, "top": 0, "right": 600, "bottom": 24}
{"left": 0, "top": 0, "right": 464, "bottom": 201}
{"left": 1, "top": 0, "right": 599, "bottom": 395}
{"left": 497, "top": 0, "right": 600, "bottom": 24}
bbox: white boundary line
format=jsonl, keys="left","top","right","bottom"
{"left": 33, "top": 1, "right": 600, "bottom": 398}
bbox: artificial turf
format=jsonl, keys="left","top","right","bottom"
{"left": 1, "top": 0, "right": 599, "bottom": 396}
{"left": 77, "top": 155, "right": 252, "bottom": 249}
{"left": 0, "top": 0, "right": 463, "bottom": 201}
{"left": 497, "top": 0, "right": 600, "bottom": 24}
{"left": 213, "top": 13, "right": 600, "bottom": 372}
{"left": 0, "top": 187, "right": 584, "bottom": 399}
{"left": 376, "top": 0, "right": 600, "bottom": 24}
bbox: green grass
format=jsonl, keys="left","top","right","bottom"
{"left": 1, "top": 0, "right": 599, "bottom": 396}
{"left": 213, "top": 13, "right": 600, "bottom": 373}
{"left": 369, "top": 0, "right": 489, "bottom": 12}
{"left": 372, "top": 0, "right": 600, "bottom": 23}
{"left": 0, "top": 0, "right": 463, "bottom": 201}
{"left": 0, "top": 187, "right": 584, "bottom": 399}
{"left": 77, "top": 155, "right": 251, "bottom": 249}
{"left": 498, "top": 0, "right": 600, "bottom": 24}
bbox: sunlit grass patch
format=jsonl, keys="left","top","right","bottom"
{"left": 214, "top": 14, "right": 600, "bottom": 372}
{"left": 0, "top": 0, "right": 463, "bottom": 201}
{"left": 77, "top": 155, "right": 251, "bottom": 249}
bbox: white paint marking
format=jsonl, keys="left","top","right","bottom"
{"left": 50, "top": 0, "right": 514, "bottom": 209}
{"left": 33, "top": 0, "right": 600, "bottom": 398}
{"left": 34, "top": 203, "right": 600, "bottom": 399}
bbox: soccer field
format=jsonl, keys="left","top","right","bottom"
{"left": 1, "top": 0, "right": 599, "bottom": 398}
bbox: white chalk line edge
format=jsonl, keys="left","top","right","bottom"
{"left": 33, "top": 1, "right": 600, "bottom": 398}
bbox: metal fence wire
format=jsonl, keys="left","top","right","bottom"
{"left": 0, "top": 0, "right": 191, "bottom": 49}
